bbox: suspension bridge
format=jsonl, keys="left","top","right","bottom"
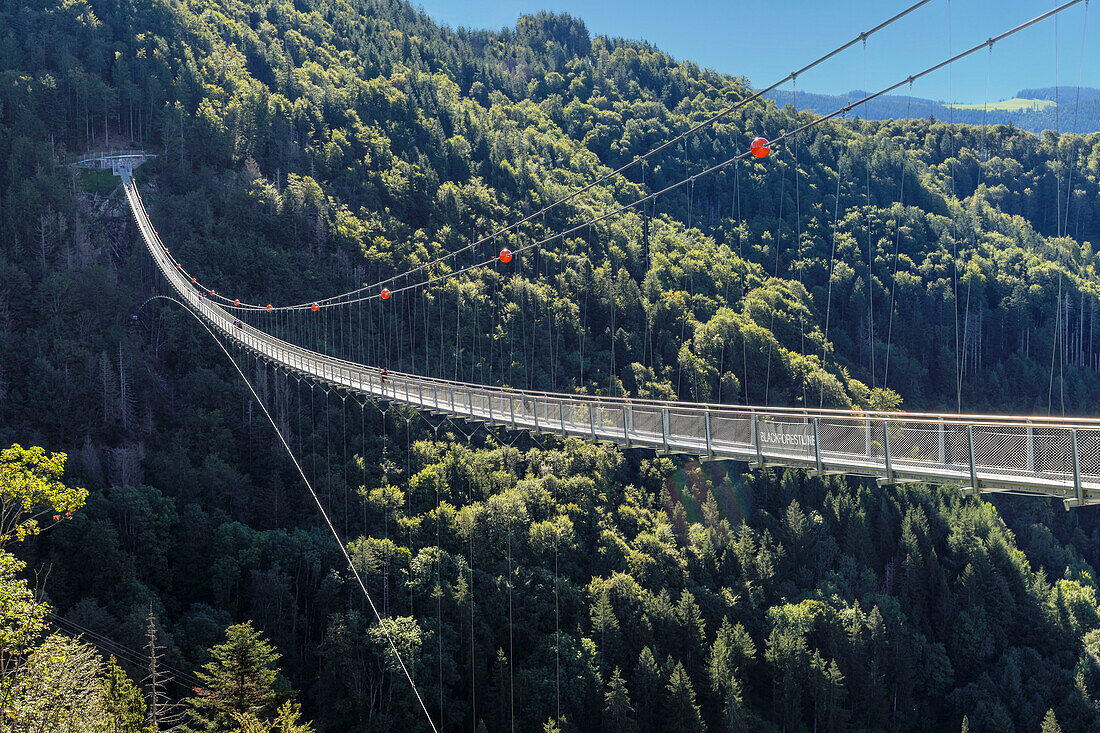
{"left": 110, "top": 161, "right": 1100, "bottom": 508}
{"left": 79, "top": 0, "right": 1091, "bottom": 513}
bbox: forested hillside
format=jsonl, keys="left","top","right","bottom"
{"left": 5, "top": 0, "right": 1100, "bottom": 730}
{"left": 766, "top": 85, "right": 1100, "bottom": 135}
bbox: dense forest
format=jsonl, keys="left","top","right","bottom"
{"left": 5, "top": 0, "right": 1100, "bottom": 730}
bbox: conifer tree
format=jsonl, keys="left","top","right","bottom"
{"left": 188, "top": 621, "right": 282, "bottom": 732}
{"left": 665, "top": 661, "right": 704, "bottom": 733}
{"left": 102, "top": 655, "right": 147, "bottom": 732}
{"left": 721, "top": 674, "right": 757, "bottom": 733}
{"left": 604, "top": 666, "right": 636, "bottom": 733}
{"left": 592, "top": 588, "right": 619, "bottom": 667}
{"left": 632, "top": 647, "right": 662, "bottom": 732}
{"left": 486, "top": 648, "right": 510, "bottom": 732}
{"left": 235, "top": 700, "right": 315, "bottom": 733}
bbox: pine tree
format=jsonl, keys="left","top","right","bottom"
{"left": 709, "top": 618, "right": 755, "bottom": 698}
{"left": 665, "top": 661, "right": 704, "bottom": 733}
{"left": 1041, "top": 709, "right": 1062, "bottom": 733}
{"left": 604, "top": 666, "right": 636, "bottom": 733}
{"left": 188, "top": 621, "right": 282, "bottom": 732}
{"left": 102, "top": 655, "right": 147, "bottom": 732}
{"left": 486, "top": 649, "right": 510, "bottom": 732}
{"left": 235, "top": 701, "right": 314, "bottom": 733}
{"left": 723, "top": 676, "right": 751, "bottom": 733}
{"left": 675, "top": 590, "right": 706, "bottom": 674}
{"left": 541, "top": 715, "right": 567, "bottom": 733}
{"left": 765, "top": 625, "right": 809, "bottom": 731}
{"left": 591, "top": 589, "right": 620, "bottom": 668}
{"left": 633, "top": 647, "right": 662, "bottom": 732}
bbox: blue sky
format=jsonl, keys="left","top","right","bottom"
{"left": 412, "top": 0, "right": 1094, "bottom": 103}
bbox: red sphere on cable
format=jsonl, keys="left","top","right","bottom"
{"left": 499, "top": 248, "right": 513, "bottom": 263}
{"left": 209, "top": 290, "right": 216, "bottom": 296}
{"left": 176, "top": 264, "right": 181, "bottom": 269}
{"left": 750, "top": 137, "right": 770, "bottom": 159}
{"left": 234, "top": 299, "right": 240, "bottom": 306}
{"left": 311, "top": 302, "right": 319, "bottom": 312}
{"left": 266, "top": 304, "right": 273, "bottom": 312}
{"left": 381, "top": 288, "right": 391, "bottom": 300}
{"left": 191, "top": 277, "right": 197, "bottom": 284}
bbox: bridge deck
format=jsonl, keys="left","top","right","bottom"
{"left": 121, "top": 174, "right": 1100, "bottom": 508}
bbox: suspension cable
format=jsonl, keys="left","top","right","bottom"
{"left": 883, "top": 87, "right": 914, "bottom": 390}
{"left": 819, "top": 148, "right": 845, "bottom": 409}
{"left": 1049, "top": 0, "right": 1090, "bottom": 412}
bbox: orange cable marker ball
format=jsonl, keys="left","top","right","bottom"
{"left": 499, "top": 248, "right": 512, "bottom": 263}
{"left": 311, "top": 302, "right": 320, "bottom": 312}
{"left": 234, "top": 299, "right": 240, "bottom": 306}
{"left": 266, "top": 304, "right": 273, "bottom": 312}
{"left": 381, "top": 288, "right": 391, "bottom": 300}
{"left": 750, "top": 137, "right": 770, "bottom": 159}
{"left": 191, "top": 277, "right": 197, "bottom": 283}
{"left": 210, "top": 290, "right": 216, "bottom": 296}
{"left": 176, "top": 264, "right": 181, "bottom": 269}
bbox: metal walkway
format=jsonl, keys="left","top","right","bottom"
{"left": 121, "top": 172, "right": 1100, "bottom": 508}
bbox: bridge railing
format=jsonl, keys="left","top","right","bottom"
{"left": 122, "top": 176, "right": 1097, "bottom": 506}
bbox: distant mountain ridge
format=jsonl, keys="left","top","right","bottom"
{"left": 765, "top": 85, "right": 1100, "bottom": 133}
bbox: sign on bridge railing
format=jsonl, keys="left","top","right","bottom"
{"left": 757, "top": 419, "right": 816, "bottom": 462}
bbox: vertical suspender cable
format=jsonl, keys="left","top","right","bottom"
{"left": 554, "top": 478, "right": 561, "bottom": 723}
{"left": 507, "top": 513, "right": 515, "bottom": 733}
{"left": 735, "top": 161, "right": 749, "bottom": 406}
{"left": 947, "top": 0, "right": 963, "bottom": 412}
{"left": 793, "top": 76, "right": 807, "bottom": 405}
{"left": 436, "top": 457, "right": 444, "bottom": 731}
{"left": 883, "top": 88, "right": 913, "bottom": 391}
{"left": 764, "top": 143, "right": 787, "bottom": 406}
{"left": 580, "top": 251, "right": 589, "bottom": 389}
{"left": 1049, "top": 1, "right": 1066, "bottom": 414}
{"left": 819, "top": 145, "right": 844, "bottom": 408}
{"left": 469, "top": 474, "right": 476, "bottom": 731}
{"left": 341, "top": 394, "right": 348, "bottom": 539}
{"left": 864, "top": 37, "right": 876, "bottom": 389}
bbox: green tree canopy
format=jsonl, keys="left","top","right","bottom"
{"left": 189, "top": 621, "right": 283, "bottom": 732}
